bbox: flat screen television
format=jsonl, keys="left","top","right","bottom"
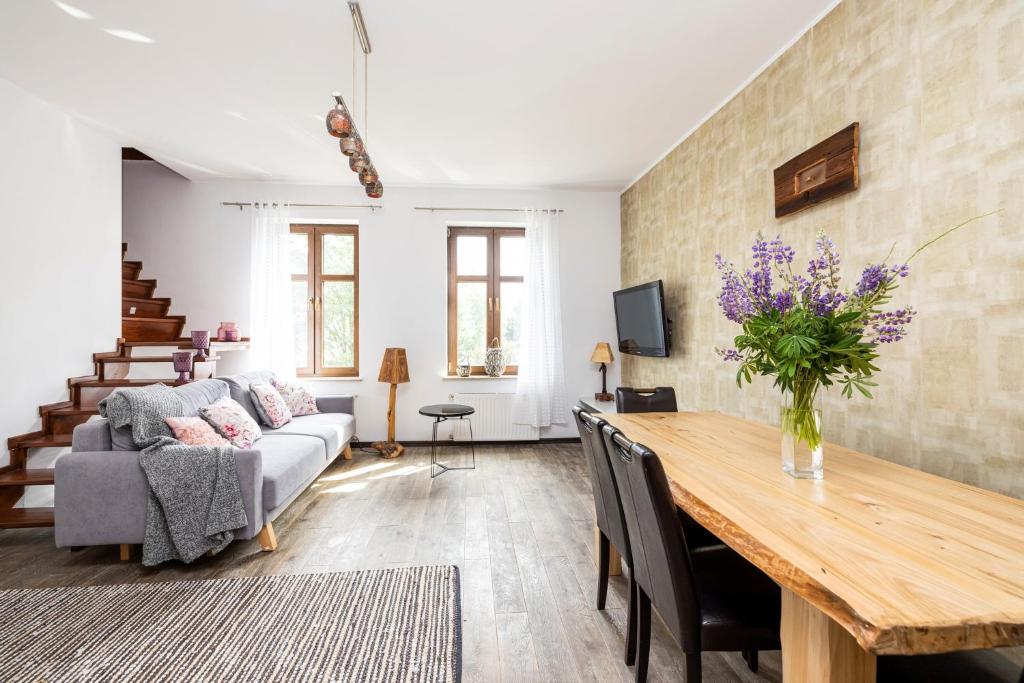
{"left": 613, "top": 280, "right": 671, "bottom": 357}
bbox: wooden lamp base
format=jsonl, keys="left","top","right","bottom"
{"left": 594, "top": 392, "right": 614, "bottom": 402}
{"left": 372, "top": 441, "right": 405, "bottom": 459}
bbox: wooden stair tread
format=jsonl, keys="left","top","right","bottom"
{"left": 48, "top": 406, "right": 99, "bottom": 416}
{"left": 76, "top": 379, "right": 179, "bottom": 388}
{"left": 0, "top": 469, "right": 54, "bottom": 486}
{"left": 100, "top": 355, "right": 221, "bottom": 363}
{"left": 19, "top": 434, "right": 72, "bottom": 448}
{"left": 122, "top": 278, "right": 156, "bottom": 285}
{"left": 122, "top": 315, "right": 185, "bottom": 323}
{"left": 0, "top": 507, "right": 54, "bottom": 529}
{"left": 123, "top": 296, "right": 170, "bottom": 303}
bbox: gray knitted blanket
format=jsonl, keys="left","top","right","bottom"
{"left": 99, "top": 384, "right": 248, "bottom": 566}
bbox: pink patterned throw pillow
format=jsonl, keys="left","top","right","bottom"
{"left": 165, "top": 416, "right": 231, "bottom": 447}
{"left": 271, "top": 376, "right": 319, "bottom": 416}
{"left": 249, "top": 382, "right": 292, "bottom": 428}
{"left": 199, "top": 397, "right": 262, "bottom": 448}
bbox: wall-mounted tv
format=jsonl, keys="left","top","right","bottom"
{"left": 612, "top": 280, "right": 671, "bottom": 357}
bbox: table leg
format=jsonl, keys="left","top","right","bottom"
{"left": 592, "top": 522, "right": 621, "bottom": 577}
{"left": 780, "top": 587, "right": 875, "bottom": 682}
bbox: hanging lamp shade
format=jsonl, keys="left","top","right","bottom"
{"left": 349, "top": 153, "right": 371, "bottom": 173}
{"left": 340, "top": 134, "right": 364, "bottom": 157}
{"left": 325, "top": 106, "right": 352, "bottom": 138}
{"left": 359, "top": 165, "right": 379, "bottom": 186}
{"left": 365, "top": 180, "right": 383, "bottom": 198}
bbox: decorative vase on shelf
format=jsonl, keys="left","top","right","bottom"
{"left": 780, "top": 380, "right": 823, "bottom": 479}
{"left": 484, "top": 338, "right": 505, "bottom": 377}
{"left": 456, "top": 360, "right": 471, "bottom": 378}
{"left": 217, "top": 321, "right": 239, "bottom": 342}
{"left": 172, "top": 351, "right": 193, "bottom": 384}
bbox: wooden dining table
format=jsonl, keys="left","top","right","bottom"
{"left": 596, "top": 410, "right": 1024, "bottom": 682}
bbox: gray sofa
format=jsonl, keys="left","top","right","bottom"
{"left": 54, "top": 371, "right": 355, "bottom": 555}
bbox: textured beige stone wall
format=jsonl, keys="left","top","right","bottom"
{"left": 620, "top": 0, "right": 1024, "bottom": 496}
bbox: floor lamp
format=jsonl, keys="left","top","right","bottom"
{"left": 373, "top": 347, "right": 409, "bottom": 459}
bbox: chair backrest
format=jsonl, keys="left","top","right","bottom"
{"left": 602, "top": 423, "right": 700, "bottom": 650}
{"left": 572, "top": 406, "right": 631, "bottom": 567}
{"left": 615, "top": 387, "right": 678, "bottom": 413}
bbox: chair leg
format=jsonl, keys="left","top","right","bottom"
{"left": 625, "top": 572, "right": 637, "bottom": 666}
{"left": 635, "top": 588, "right": 652, "bottom": 683}
{"left": 597, "top": 532, "right": 610, "bottom": 610}
{"left": 742, "top": 649, "right": 758, "bottom": 672}
{"left": 686, "top": 652, "right": 702, "bottom": 682}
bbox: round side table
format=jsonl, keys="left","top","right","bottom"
{"left": 419, "top": 403, "right": 477, "bottom": 478}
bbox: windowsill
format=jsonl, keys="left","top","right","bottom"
{"left": 300, "top": 376, "right": 364, "bottom": 382}
{"left": 441, "top": 374, "right": 517, "bottom": 380}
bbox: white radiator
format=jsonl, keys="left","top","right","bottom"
{"left": 448, "top": 393, "right": 539, "bottom": 441}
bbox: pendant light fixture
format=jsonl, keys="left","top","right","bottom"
{"left": 324, "top": 2, "right": 382, "bottom": 198}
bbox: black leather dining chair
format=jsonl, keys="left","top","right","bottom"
{"left": 616, "top": 386, "right": 678, "bottom": 413}
{"left": 572, "top": 405, "right": 638, "bottom": 665}
{"left": 602, "top": 424, "right": 781, "bottom": 683}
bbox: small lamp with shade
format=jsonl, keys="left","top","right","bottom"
{"left": 590, "top": 342, "right": 615, "bottom": 402}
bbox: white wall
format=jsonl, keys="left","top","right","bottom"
{"left": 122, "top": 162, "right": 620, "bottom": 441}
{"left": 0, "top": 78, "right": 122, "bottom": 477}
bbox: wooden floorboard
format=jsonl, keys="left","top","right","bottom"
{"left": 0, "top": 444, "right": 790, "bottom": 681}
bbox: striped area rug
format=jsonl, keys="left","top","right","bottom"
{"left": 0, "top": 565, "right": 461, "bottom": 682}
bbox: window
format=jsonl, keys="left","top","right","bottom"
{"left": 290, "top": 224, "right": 359, "bottom": 377}
{"left": 447, "top": 226, "right": 525, "bottom": 375}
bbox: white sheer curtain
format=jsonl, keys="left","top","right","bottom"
{"left": 513, "top": 209, "right": 568, "bottom": 428}
{"left": 248, "top": 202, "right": 295, "bottom": 377}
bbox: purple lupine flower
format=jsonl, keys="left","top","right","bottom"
{"left": 803, "top": 231, "right": 845, "bottom": 313}
{"left": 717, "top": 348, "right": 743, "bottom": 362}
{"left": 772, "top": 289, "right": 796, "bottom": 314}
{"left": 769, "top": 237, "right": 795, "bottom": 264}
{"left": 855, "top": 264, "right": 889, "bottom": 297}
{"left": 868, "top": 307, "right": 916, "bottom": 344}
{"left": 715, "top": 254, "right": 755, "bottom": 323}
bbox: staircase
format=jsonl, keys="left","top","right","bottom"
{"left": 1, "top": 243, "right": 237, "bottom": 529}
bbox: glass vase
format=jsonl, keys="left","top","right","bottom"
{"left": 780, "top": 381, "right": 823, "bottom": 479}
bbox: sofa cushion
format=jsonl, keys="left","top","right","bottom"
{"left": 200, "top": 397, "right": 262, "bottom": 448}
{"left": 256, "top": 434, "right": 327, "bottom": 510}
{"left": 250, "top": 382, "right": 292, "bottom": 428}
{"left": 271, "top": 376, "right": 320, "bottom": 417}
{"left": 264, "top": 412, "right": 355, "bottom": 458}
{"left": 219, "top": 371, "right": 274, "bottom": 421}
{"left": 174, "top": 379, "right": 229, "bottom": 417}
{"left": 165, "top": 416, "right": 231, "bottom": 447}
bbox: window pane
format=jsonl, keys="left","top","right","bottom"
{"left": 289, "top": 233, "right": 308, "bottom": 274}
{"left": 292, "top": 281, "right": 309, "bottom": 368}
{"left": 456, "top": 282, "right": 488, "bottom": 364}
{"left": 500, "top": 236, "right": 525, "bottom": 277}
{"left": 323, "top": 281, "right": 355, "bottom": 367}
{"left": 323, "top": 233, "right": 355, "bottom": 275}
{"left": 457, "top": 235, "right": 487, "bottom": 276}
{"left": 500, "top": 281, "right": 523, "bottom": 366}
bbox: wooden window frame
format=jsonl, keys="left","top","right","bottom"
{"left": 291, "top": 224, "right": 359, "bottom": 377}
{"left": 446, "top": 226, "right": 525, "bottom": 376}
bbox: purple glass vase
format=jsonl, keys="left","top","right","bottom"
{"left": 217, "top": 321, "right": 239, "bottom": 342}
{"left": 191, "top": 330, "right": 210, "bottom": 361}
{"left": 172, "top": 351, "right": 193, "bottom": 383}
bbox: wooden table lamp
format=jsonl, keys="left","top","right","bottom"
{"left": 591, "top": 342, "right": 615, "bottom": 402}
{"left": 373, "top": 348, "right": 410, "bottom": 459}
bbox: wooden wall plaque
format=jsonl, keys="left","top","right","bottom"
{"left": 774, "top": 122, "right": 859, "bottom": 218}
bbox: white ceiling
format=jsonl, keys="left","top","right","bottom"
{"left": 0, "top": 0, "right": 836, "bottom": 191}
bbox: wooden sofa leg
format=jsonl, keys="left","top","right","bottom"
{"left": 343, "top": 444, "right": 353, "bottom": 460}
{"left": 119, "top": 544, "right": 132, "bottom": 562}
{"left": 257, "top": 522, "right": 278, "bottom": 552}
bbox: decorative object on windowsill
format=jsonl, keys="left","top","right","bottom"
{"left": 323, "top": 2, "right": 383, "bottom": 198}
{"left": 455, "top": 360, "right": 471, "bottom": 378}
{"left": 216, "top": 321, "right": 239, "bottom": 342}
{"left": 774, "top": 123, "right": 859, "bottom": 218}
{"left": 589, "top": 342, "right": 615, "bottom": 402}
{"left": 191, "top": 330, "right": 210, "bottom": 362}
{"left": 714, "top": 214, "right": 993, "bottom": 479}
{"left": 373, "top": 347, "right": 410, "bottom": 459}
{"left": 172, "top": 351, "right": 193, "bottom": 384}
{"left": 484, "top": 338, "right": 505, "bottom": 377}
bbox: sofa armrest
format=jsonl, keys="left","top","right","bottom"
{"left": 316, "top": 394, "right": 354, "bottom": 415}
{"left": 72, "top": 418, "right": 112, "bottom": 452}
{"left": 54, "top": 448, "right": 265, "bottom": 547}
